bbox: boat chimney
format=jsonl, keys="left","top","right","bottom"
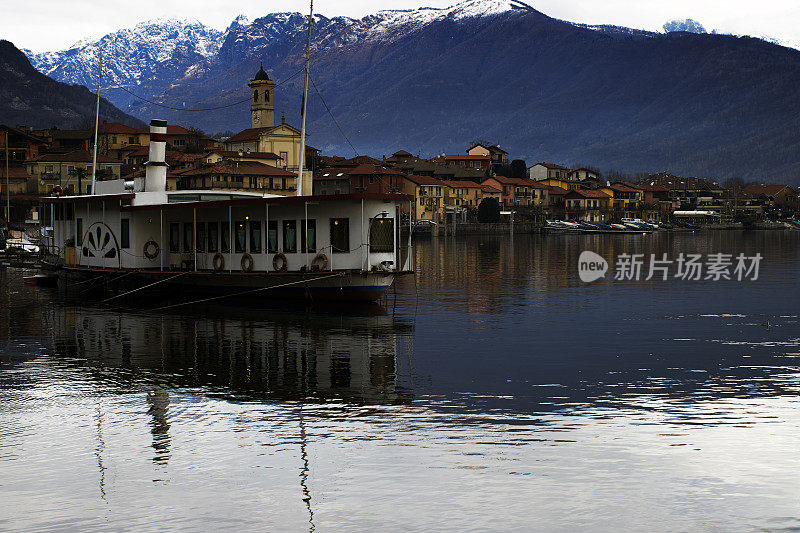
{"left": 145, "top": 119, "right": 168, "bottom": 192}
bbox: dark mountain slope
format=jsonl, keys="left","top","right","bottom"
{"left": 0, "top": 40, "right": 143, "bottom": 129}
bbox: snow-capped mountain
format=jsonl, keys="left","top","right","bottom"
{"left": 27, "top": 0, "right": 515, "bottom": 89}
{"left": 18, "top": 0, "right": 800, "bottom": 182}
{"left": 26, "top": 18, "right": 223, "bottom": 91}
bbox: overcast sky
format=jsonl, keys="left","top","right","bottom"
{"left": 5, "top": 0, "right": 800, "bottom": 53}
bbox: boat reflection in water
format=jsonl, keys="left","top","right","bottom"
{"left": 49, "top": 302, "right": 415, "bottom": 407}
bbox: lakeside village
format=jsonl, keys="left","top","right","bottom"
{"left": 2, "top": 65, "right": 800, "bottom": 246}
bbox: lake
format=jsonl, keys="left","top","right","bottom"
{"left": 1, "top": 230, "right": 799, "bottom": 531}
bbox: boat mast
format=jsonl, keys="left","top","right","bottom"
{"left": 90, "top": 48, "right": 103, "bottom": 195}
{"left": 296, "top": 0, "right": 313, "bottom": 197}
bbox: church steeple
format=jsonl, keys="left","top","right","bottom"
{"left": 248, "top": 60, "right": 274, "bottom": 128}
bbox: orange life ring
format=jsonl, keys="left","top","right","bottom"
{"left": 52, "top": 185, "right": 63, "bottom": 197}
{"left": 241, "top": 253, "right": 254, "bottom": 272}
{"left": 273, "top": 253, "right": 288, "bottom": 272}
{"left": 143, "top": 240, "right": 160, "bottom": 260}
{"left": 311, "top": 253, "right": 328, "bottom": 272}
{"left": 213, "top": 253, "right": 225, "bottom": 271}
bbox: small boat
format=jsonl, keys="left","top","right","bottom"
{"left": 23, "top": 273, "right": 59, "bottom": 287}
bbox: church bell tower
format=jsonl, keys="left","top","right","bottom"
{"left": 248, "top": 61, "right": 275, "bottom": 128}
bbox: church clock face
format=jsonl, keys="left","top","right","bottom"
{"left": 252, "top": 111, "right": 260, "bottom": 124}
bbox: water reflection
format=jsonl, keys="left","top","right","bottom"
{"left": 47, "top": 302, "right": 414, "bottom": 406}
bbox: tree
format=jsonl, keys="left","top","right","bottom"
{"left": 510, "top": 159, "right": 527, "bottom": 179}
{"left": 477, "top": 197, "right": 501, "bottom": 223}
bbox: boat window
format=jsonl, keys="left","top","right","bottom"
{"left": 208, "top": 222, "right": 218, "bottom": 253}
{"left": 330, "top": 218, "right": 349, "bottom": 253}
{"left": 267, "top": 221, "right": 278, "bottom": 253}
{"left": 249, "top": 221, "right": 262, "bottom": 253}
{"left": 302, "top": 219, "right": 316, "bottom": 253}
{"left": 283, "top": 220, "right": 297, "bottom": 253}
{"left": 221, "top": 221, "right": 230, "bottom": 253}
{"left": 76, "top": 218, "right": 83, "bottom": 246}
{"left": 370, "top": 218, "right": 394, "bottom": 253}
{"left": 196, "top": 222, "right": 206, "bottom": 253}
{"left": 120, "top": 219, "right": 130, "bottom": 249}
{"left": 235, "top": 221, "right": 246, "bottom": 253}
{"left": 169, "top": 223, "right": 179, "bottom": 253}
{"left": 183, "top": 223, "right": 193, "bottom": 253}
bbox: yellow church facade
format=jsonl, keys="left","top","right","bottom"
{"left": 223, "top": 63, "right": 313, "bottom": 194}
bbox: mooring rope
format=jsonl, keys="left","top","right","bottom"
{"left": 99, "top": 272, "right": 188, "bottom": 304}
{"left": 149, "top": 272, "right": 346, "bottom": 312}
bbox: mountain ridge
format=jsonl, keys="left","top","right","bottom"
{"left": 21, "top": 1, "right": 800, "bottom": 183}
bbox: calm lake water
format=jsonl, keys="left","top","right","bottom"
{"left": 1, "top": 231, "right": 799, "bottom": 532}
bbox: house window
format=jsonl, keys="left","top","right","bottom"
{"left": 253, "top": 90, "right": 259, "bottom": 103}
{"left": 283, "top": 220, "right": 297, "bottom": 253}
{"left": 169, "top": 223, "right": 180, "bottom": 253}
{"left": 330, "top": 218, "right": 349, "bottom": 253}
{"left": 301, "top": 219, "right": 316, "bottom": 253}
{"left": 268, "top": 221, "right": 278, "bottom": 253}
{"left": 280, "top": 152, "right": 288, "bottom": 165}
{"left": 183, "top": 223, "right": 193, "bottom": 252}
{"left": 129, "top": 136, "right": 135, "bottom": 144}
{"left": 208, "top": 222, "right": 218, "bottom": 252}
{"left": 112, "top": 136, "right": 117, "bottom": 144}
{"left": 250, "top": 221, "right": 262, "bottom": 253}
{"left": 120, "top": 218, "right": 130, "bottom": 248}
{"left": 235, "top": 221, "right": 246, "bottom": 253}
{"left": 221, "top": 221, "right": 230, "bottom": 253}
{"left": 196, "top": 222, "right": 206, "bottom": 252}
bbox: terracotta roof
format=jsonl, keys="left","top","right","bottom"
{"left": 180, "top": 161, "right": 295, "bottom": 177}
{"left": 392, "top": 150, "right": 412, "bottom": 157}
{"left": 486, "top": 175, "right": 541, "bottom": 187}
{"left": 225, "top": 127, "right": 273, "bottom": 143}
{"left": 123, "top": 147, "right": 150, "bottom": 157}
{"left": 608, "top": 184, "right": 638, "bottom": 192}
{"left": 28, "top": 150, "right": 121, "bottom": 164}
{"left": 744, "top": 184, "right": 795, "bottom": 196}
{"left": 165, "top": 125, "right": 192, "bottom": 135}
{"left": 565, "top": 189, "right": 611, "bottom": 199}
{"left": 49, "top": 129, "right": 91, "bottom": 141}
{"left": 547, "top": 186, "right": 568, "bottom": 195}
{"left": 100, "top": 122, "right": 139, "bottom": 135}
{"left": 442, "top": 180, "right": 482, "bottom": 188}
{"left": 403, "top": 174, "right": 442, "bottom": 186}
{"left": 2, "top": 164, "right": 28, "bottom": 179}
{"left": 346, "top": 163, "right": 406, "bottom": 176}
{"left": 0, "top": 125, "right": 50, "bottom": 145}
{"left": 481, "top": 185, "right": 501, "bottom": 193}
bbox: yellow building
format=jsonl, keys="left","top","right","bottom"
{"left": 402, "top": 174, "right": 446, "bottom": 222}
{"left": 443, "top": 180, "right": 483, "bottom": 208}
{"left": 25, "top": 150, "right": 123, "bottom": 195}
{"left": 600, "top": 183, "right": 643, "bottom": 217}
{"left": 538, "top": 177, "right": 584, "bottom": 192}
